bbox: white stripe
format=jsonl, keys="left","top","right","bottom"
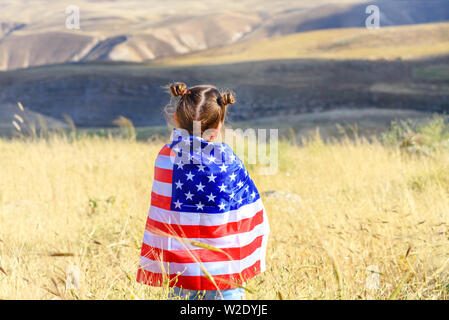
{"left": 139, "top": 246, "right": 262, "bottom": 277}
{"left": 152, "top": 180, "right": 172, "bottom": 197}
{"left": 142, "top": 221, "right": 266, "bottom": 251}
{"left": 148, "top": 198, "right": 264, "bottom": 226}
{"left": 155, "top": 155, "right": 174, "bottom": 170}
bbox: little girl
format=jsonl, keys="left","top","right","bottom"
{"left": 136, "top": 82, "right": 270, "bottom": 300}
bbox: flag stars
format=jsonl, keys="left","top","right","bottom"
{"left": 196, "top": 182, "right": 205, "bottom": 192}
{"left": 197, "top": 164, "right": 206, "bottom": 172}
{"left": 229, "top": 172, "right": 237, "bottom": 181}
{"left": 237, "top": 198, "right": 243, "bottom": 205}
{"left": 208, "top": 173, "right": 217, "bottom": 183}
{"left": 185, "top": 191, "right": 194, "bottom": 200}
{"left": 218, "top": 183, "right": 227, "bottom": 192}
{"left": 185, "top": 171, "right": 194, "bottom": 181}
{"left": 207, "top": 193, "right": 216, "bottom": 202}
{"left": 237, "top": 181, "right": 244, "bottom": 188}
{"left": 229, "top": 192, "right": 235, "bottom": 200}
{"left": 219, "top": 144, "right": 226, "bottom": 153}
{"left": 174, "top": 199, "right": 183, "bottom": 209}
{"left": 175, "top": 180, "right": 183, "bottom": 190}
{"left": 176, "top": 161, "right": 185, "bottom": 169}
{"left": 250, "top": 191, "right": 256, "bottom": 199}
{"left": 207, "top": 155, "right": 216, "bottom": 164}
{"left": 218, "top": 202, "right": 226, "bottom": 211}
{"left": 219, "top": 163, "right": 228, "bottom": 172}
{"left": 195, "top": 201, "right": 204, "bottom": 211}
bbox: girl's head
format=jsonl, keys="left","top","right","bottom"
{"left": 166, "top": 82, "right": 235, "bottom": 141}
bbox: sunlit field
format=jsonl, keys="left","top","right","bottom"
{"left": 0, "top": 118, "right": 448, "bottom": 300}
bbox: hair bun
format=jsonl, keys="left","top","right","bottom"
{"left": 221, "top": 92, "right": 235, "bottom": 106}
{"left": 170, "top": 82, "right": 190, "bottom": 97}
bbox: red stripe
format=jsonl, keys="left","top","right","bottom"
{"left": 146, "top": 209, "right": 264, "bottom": 239}
{"left": 159, "top": 145, "right": 174, "bottom": 157}
{"left": 140, "top": 235, "right": 263, "bottom": 264}
{"left": 154, "top": 167, "right": 173, "bottom": 183}
{"left": 136, "top": 260, "right": 261, "bottom": 290}
{"left": 151, "top": 192, "right": 172, "bottom": 210}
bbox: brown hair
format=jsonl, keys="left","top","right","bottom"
{"left": 165, "top": 82, "right": 235, "bottom": 135}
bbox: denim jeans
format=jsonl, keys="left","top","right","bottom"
{"left": 169, "top": 286, "right": 245, "bottom": 300}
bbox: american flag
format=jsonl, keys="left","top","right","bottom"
{"left": 136, "top": 129, "right": 270, "bottom": 290}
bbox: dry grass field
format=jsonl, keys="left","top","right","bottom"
{"left": 0, "top": 117, "right": 448, "bottom": 300}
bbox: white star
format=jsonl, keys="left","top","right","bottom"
{"left": 219, "top": 144, "right": 226, "bottom": 153}
{"left": 185, "top": 191, "right": 194, "bottom": 200}
{"left": 219, "top": 163, "right": 228, "bottom": 172}
{"left": 174, "top": 199, "right": 183, "bottom": 209}
{"left": 218, "top": 202, "right": 226, "bottom": 211}
{"left": 185, "top": 171, "right": 194, "bottom": 181}
{"left": 250, "top": 191, "right": 256, "bottom": 199}
{"left": 229, "top": 154, "right": 236, "bottom": 163}
{"left": 206, "top": 193, "right": 216, "bottom": 202}
{"left": 175, "top": 180, "right": 183, "bottom": 190}
{"left": 244, "top": 185, "right": 249, "bottom": 192}
{"left": 229, "top": 172, "right": 237, "bottom": 181}
{"left": 176, "top": 161, "right": 184, "bottom": 169}
{"left": 207, "top": 155, "right": 216, "bottom": 164}
{"left": 237, "top": 198, "right": 243, "bottom": 205}
{"left": 195, "top": 201, "right": 204, "bottom": 211}
{"left": 238, "top": 162, "right": 243, "bottom": 169}
{"left": 196, "top": 182, "right": 205, "bottom": 192}
{"left": 218, "top": 183, "right": 227, "bottom": 192}
{"left": 229, "top": 192, "right": 235, "bottom": 200}
{"left": 197, "top": 164, "right": 205, "bottom": 172}
{"left": 244, "top": 170, "right": 248, "bottom": 177}
{"left": 208, "top": 173, "right": 217, "bottom": 182}
{"left": 237, "top": 181, "right": 244, "bottom": 188}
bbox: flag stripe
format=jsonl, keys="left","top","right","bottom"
{"left": 148, "top": 198, "right": 264, "bottom": 225}
{"left": 139, "top": 245, "right": 262, "bottom": 276}
{"left": 142, "top": 222, "right": 266, "bottom": 251}
{"left": 150, "top": 192, "right": 172, "bottom": 210}
{"left": 152, "top": 180, "right": 172, "bottom": 197}
{"left": 159, "top": 145, "right": 175, "bottom": 157}
{"left": 154, "top": 155, "right": 175, "bottom": 170}
{"left": 136, "top": 260, "right": 261, "bottom": 290}
{"left": 146, "top": 209, "right": 264, "bottom": 238}
{"left": 140, "top": 235, "right": 263, "bottom": 263}
{"left": 154, "top": 167, "right": 173, "bottom": 184}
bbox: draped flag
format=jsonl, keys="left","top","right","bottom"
{"left": 137, "top": 129, "right": 270, "bottom": 290}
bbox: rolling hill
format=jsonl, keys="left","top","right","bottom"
{"left": 1, "top": 0, "right": 449, "bottom": 70}
{"left": 150, "top": 22, "right": 449, "bottom": 66}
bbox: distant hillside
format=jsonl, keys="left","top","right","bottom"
{"left": 1, "top": 0, "right": 449, "bottom": 70}
{"left": 245, "top": 0, "right": 449, "bottom": 41}
{"left": 0, "top": 54, "right": 448, "bottom": 130}
{"left": 151, "top": 22, "right": 449, "bottom": 66}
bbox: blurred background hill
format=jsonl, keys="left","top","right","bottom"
{"left": 0, "top": 0, "right": 448, "bottom": 136}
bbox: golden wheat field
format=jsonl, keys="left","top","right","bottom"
{"left": 0, "top": 125, "right": 448, "bottom": 300}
